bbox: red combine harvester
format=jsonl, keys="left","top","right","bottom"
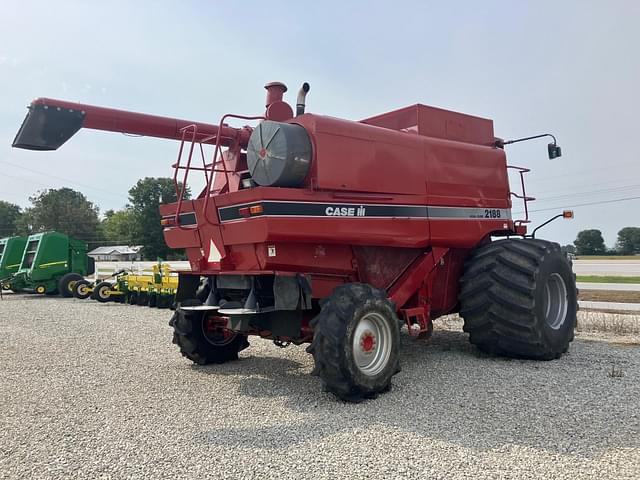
{"left": 13, "top": 82, "right": 576, "bottom": 402}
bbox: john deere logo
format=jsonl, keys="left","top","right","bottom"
{"left": 325, "top": 205, "right": 366, "bottom": 217}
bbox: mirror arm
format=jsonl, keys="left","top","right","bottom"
{"left": 496, "top": 133, "right": 561, "bottom": 159}
{"left": 499, "top": 133, "right": 558, "bottom": 147}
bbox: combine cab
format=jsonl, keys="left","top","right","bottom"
{"left": 0, "top": 236, "right": 28, "bottom": 291}
{"left": 6, "top": 231, "right": 94, "bottom": 296}
{"left": 13, "top": 82, "right": 576, "bottom": 401}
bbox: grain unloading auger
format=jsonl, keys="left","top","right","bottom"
{"left": 13, "top": 81, "right": 576, "bottom": 402}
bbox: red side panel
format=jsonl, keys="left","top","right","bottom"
{"left": 295, "top": 115, "right": 426, "bottom": 195}
{"left": 352, "top": 246, "right": 423, "bottom": 290}
{"left": 255, "top": 243, "right": 355, "bottom": 274}
{"left": 293, "top": 114, "right": 509, "bottom": 206}
{"left": 221, "top": 217, "right": 431, "bottom": 248}
{"left": 160, "top": 200, "right": 201, "bottom": 249}
{"left": 428, "top": 248, "right": 468, "bottom": 316}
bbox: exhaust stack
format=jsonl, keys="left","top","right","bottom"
{"left": 296, "top": 82, "right": 310, "bottom": 116}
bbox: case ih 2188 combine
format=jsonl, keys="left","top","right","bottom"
{"left": 13, "top": 82, "right": 576, "bottom": 402}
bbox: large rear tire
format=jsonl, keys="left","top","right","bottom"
{"left": 59, "top": 273, "right": 84, "bottom": 298}
{"left": 170, "top": 299, "right": 250, "bottom": 365}
{"left": 306, "top": 283, "right": 401, "bottom": 402}
{"left": 459, "top": 239, "right": 577, "bottom": 360}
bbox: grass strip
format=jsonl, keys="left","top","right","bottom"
{"left": 576, "top": 275, "right": 640, "bottom": 284}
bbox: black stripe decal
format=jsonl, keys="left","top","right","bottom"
{"left": 218, "top": 202, "right": 511, "bottom": 222}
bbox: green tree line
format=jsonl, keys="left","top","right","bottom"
{"left": 0, "top": 178, "right": 189, "bottom": 260}
{"left": 564, "top": 227, "right": 640, "bottom": 256}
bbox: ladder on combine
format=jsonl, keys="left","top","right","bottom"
{"left": 171, "top": 114, "right": 264, "bottom": 228}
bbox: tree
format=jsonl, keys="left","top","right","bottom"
{"left": 574, "top": 229, "right": 606, "bottom": 256}
{"left": 15, "top": 188, "right": 100, "bottom": 241}
{"left": 561, "top": 244, "right": 576, "bottom": 255}
{"left": 128, "top": 178, "right": 189, "bottom": 260}
{"left": 616, "top": 227, "right": 640, "bottom": 255}
{"left": 101, "top": 208, "right": 136, "bottom": 244}
{"left": 0, "top": 201, "right": 22, "bottom": 237}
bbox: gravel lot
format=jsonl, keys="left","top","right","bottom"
{"left": 1, "top": 295, "right": 639, "bottom": 480}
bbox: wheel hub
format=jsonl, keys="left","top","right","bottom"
{"left": 542, "top": 273, "right": 568, "bottom": 330}
{"left": 360, "top": 331, "right": 376, "bottom": 353}
{"left": 352, "top": 312, "right": 392, "bottom": 376}
{"left": 202, "top": 316, "right": 236, "bottom": 346}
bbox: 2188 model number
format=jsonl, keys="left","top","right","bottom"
{"left": 484, "top": 209, "right": 501, "bottom": 218}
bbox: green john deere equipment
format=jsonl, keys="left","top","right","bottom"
{"left": 6, "top": 231, "right": 95, "bottom": 296}
{"left": 0, "top": 236, "right": 28, "bottom": 292}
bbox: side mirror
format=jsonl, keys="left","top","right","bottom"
{"left": 500, "top": 133, "right": 562, "bottom": 160}
{"left": 548, "top": 143, "right": 562, "bottom": 159}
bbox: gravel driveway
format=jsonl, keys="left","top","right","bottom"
{"left": 1, "top": 295, "right": 638, "bottom": 479}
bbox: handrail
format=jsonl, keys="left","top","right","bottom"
{"left": 173, "top": 125, "right": 200, "bottom": 230}
{"left": 201, "top": 114, "right": 265, "bottom": 226}
{"left": 507, "top": 165, "right": 535, "bottom": 226}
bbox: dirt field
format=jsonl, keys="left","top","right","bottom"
{"left": 579, "top": 290, "right": 640, "bottom": 303}
{"left": 1, "top": 295, "right": 639, "bottom": 479}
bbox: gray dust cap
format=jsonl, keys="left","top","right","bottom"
{"left": 246, "top": 120, "right": 312, "bottom": 187}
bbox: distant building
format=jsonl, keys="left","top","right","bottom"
{"left": 88, "top": 245, "right": 143, "bottom": 262}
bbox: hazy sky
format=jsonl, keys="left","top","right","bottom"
{"left": 1, "top": 1, "right": 639, "bottom": 247}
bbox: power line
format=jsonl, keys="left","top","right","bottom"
{"left": 531, "top": 177, "right": 640, "bottom": 196}
{"left": 0, "top": 160, "right": 126, "bottom": 200}
{"left": 514, "top": 195, "right": 640, "bottom": 215}
{"left": 531, "top": 184, "right": 640, "bottom": 203}
{"left": 0, "top": 172, "right": 126, "bottom": 206}
{"left": 523, "top": 159, "right": 638, "bottom": 183}
{"left": 2, "top": 172, "right": 54, "bottom": 189}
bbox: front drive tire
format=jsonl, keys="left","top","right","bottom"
{"left": 306, "top": 283, "right": 401, "bottom": 402}
{"left": 459, "top": 239, "right": 577, "bottom": 360}
{"left": 170, "top": 300, "right": 250, "bottom": 365}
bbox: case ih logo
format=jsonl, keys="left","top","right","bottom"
{"left": 325, "top": 205, "right": 366, "bottom": 217}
